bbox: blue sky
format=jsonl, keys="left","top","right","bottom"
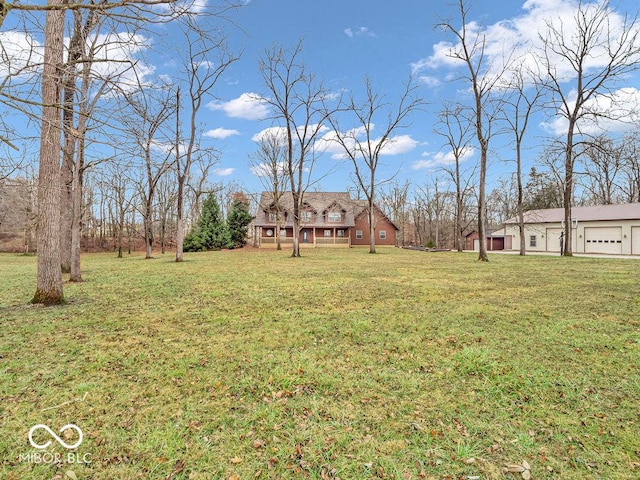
{"left": 184, "top": 0, "right": 640, "bottom": 196}
{"left": 2, "top": 0, "right": 640, "bottom": 198}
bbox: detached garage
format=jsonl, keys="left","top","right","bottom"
{"left": 584, "top": 227, "right": 622, "bottom": 254}
{"left": 502, "top": 203, "right": 640, "bottom": 256}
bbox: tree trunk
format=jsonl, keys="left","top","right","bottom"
{"left": 456, "top": 194, "right": 463, "bottom": 252}
{"left": 60, "top": 162, "right": 73, "bottom": 273}
{"left": 117, "top": 208, "right": 124, "bottom": 258}
{"left": 33, "top": 0, "right": 65, "bottom": 305}
{"left": 145, "top": 201, "right": 153, "bottom": 259}
{"left": 175, "top": 175, "right": 185, "bottom": 262}
{"left": 368, "top": 197, "right": 376, "bottom": 254}
{"left": 563, "top": 128, "right": 574, "bottom": 256}
{"left": 291, "top": 192, "right": 301, "bottom": 257}
{"left": 70, "top": 157, "right": 83, "bottom": 282}
{"left": 477, "top": 140, "right": 489, "bottom": 262}
{"left": 516, "top": 140, "right": 527, "bottom": 257}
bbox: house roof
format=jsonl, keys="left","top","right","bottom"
{"left": 255, "top": 191, "right": 357, "bottom": 227}
{"left": 504, "top": 203, "right": 640, "bottom": 224}
{"left": 351, "top": 199, "right": 400, "bottom": 231}
{"left": 254, "top": 191, "right": 399, "bottom": 230}
{"left": 464, "top": 227, "right": 504, "bottom": 238}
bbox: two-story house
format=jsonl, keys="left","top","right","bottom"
{"left": 253, "top": 191, "right": 398, "bottom": 248}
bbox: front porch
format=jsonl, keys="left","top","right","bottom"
{"left": 255, "top": 226, "right": 351, "bottom": 248}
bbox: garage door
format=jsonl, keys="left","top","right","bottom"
{"left": 584, "top": 227, "right": 622, "bottom": 254}
{"left": 632, "top": 227, "right": 640, "bottom": 255}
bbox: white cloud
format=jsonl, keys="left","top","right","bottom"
{"left": 414, "top": 1, "right": 640, "bottom": 89}
{"left": 204, "top": 127, "right": 240, "bottom": 139}
{"left": 379, "top": 134, "right": 418, "bottom": 155}
{"left": 251, "top": 124, "right": 329, "bottom": 146}
{"left": 344, "top": 26, "right": 378, "bottom": 38}
{"left": 418, "top": 76, "right": 442, "bottom": 88}
{"left": 250, "top": 161, "right": 287, "bottom": 178}
{"left": 251, "top": 126, "right": 288, "bottom": 143}
{"left": 89, "top": 32, "right": 155, "bottom": 90}
{"left": 0, "top": 31, "right": 43, "bottom": 78}
{"left": 541, "top": 87, "right": 640, "bottom": 136}
{"left": 411, "top": 146, "right": 476, "bottom": 170}
{"left": 208, "top": 93, "right": 270, "bottom": 120}
{"left": 319, "top": 127, "right": 418, "bottom": 160}
{"left": 213, "top": 167, "right": 235, "bottom": 176}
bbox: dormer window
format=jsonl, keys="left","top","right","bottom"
{"left": 301, "top": 211, "right": 312, "bottom": 222}
{"left": 328, "top": 211, "right": 341, "bottom": 222}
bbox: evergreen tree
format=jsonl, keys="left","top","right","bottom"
{"left": 227, "top": 198, "right": 253, "bottom": 248}
{"left": 523, "top": 167, "right": 563, "bottom": 211}
{"left": 184, "top": 194, "right": 231, "bottom": 251}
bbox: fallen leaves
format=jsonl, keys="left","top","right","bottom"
{"left": 504, "top": 460, "right": 531, "bottom": 479}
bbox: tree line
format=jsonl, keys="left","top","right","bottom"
{"left": 1, "top": 0, "right": 640, "bottom": 305}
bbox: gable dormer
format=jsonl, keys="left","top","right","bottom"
{"left": 299, "top": 202, "right": 317, "bottom": 223}
{"left": 265, "top": 202, "right": 286, "bottom": 223}
{"left": 323, "top": 201, "right": 346, "bottom": 223}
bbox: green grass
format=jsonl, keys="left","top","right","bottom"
{"left": 1, "top": 248, "right": 639, "bottom": 479}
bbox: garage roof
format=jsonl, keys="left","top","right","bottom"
{"left": 504, "top": 203, "right": 640, "bottom": 224}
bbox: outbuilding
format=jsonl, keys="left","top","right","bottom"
{"left": 502, "top": 203, "right": 640, "bottom": 255}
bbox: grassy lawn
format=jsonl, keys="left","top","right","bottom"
{"left": 1, "top": 248, "right": 639, "bottom": 480}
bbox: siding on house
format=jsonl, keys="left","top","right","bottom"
{"left": 503, "top": 203, "right": 640, "bottom": 255}
{"left": 350, "top": 204, "right": 397, "bottom": 247}
{"left": 253, "top": 192, "right": 398, "bottom": 248}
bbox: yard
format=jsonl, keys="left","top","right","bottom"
{"left": 1, "top": 248, "right": 639, "bottom": 479}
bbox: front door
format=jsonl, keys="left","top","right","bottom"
{"left": 302, "top": 230, "right": 309, "bottom": 243}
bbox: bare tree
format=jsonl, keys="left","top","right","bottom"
{"left": 102, "top": 160, "right": 135, "bottom": 257}
{"left": 435, "top": 103, "right": 476, "bottom": 252}
{"left": 119, "top": 84, "right": 175, "bottom": 259}
{"left": 538, "top": 0, "right": 640, "bottom": 255}
{"left": 249, "top": 131, "right": 288, "bottom": 250}
{"left": 619, "top": 131, "right": 640, "bottom": 202}
{"left": 259, "top": 40, "right": 335, "bottom": 257}
{"left": 437, "top": 0, "right": 510, "bottom": 261}
{"left": 31, "top": 0, "right": 65, "bottom": 304}
{"left": 502, "top": 69, "right": 543, "bottom": 255}
{"left": 186, "top": 156, "right": 216, "bottom": 226}
{"left": 486, "top": 175, "right": 518, "bottom": 225}
{"left": 328, "top": 76, "right": 422, "bottom": 253}
{"left": 8, "top": 0, "right": 178, "bottom": 303}
{"left": 416, "top": 178, "right": 451, "bottom": 248}
{"left": 172, "top": 14, "right": 239, "bottom": 262}
{"left": 579, "top": 135, "right": 624, "bottom": 205}
{"left": 378, "top": 180, "right": 410, "bottom": 247}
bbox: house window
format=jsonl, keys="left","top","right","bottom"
{"left": 268, "top": 212, "right": 277, "bottom": 222}
{"left": 324, "top": 230, "right": 332, "bottom": 237}
{"left": 529, "top": 235, "right": 537, "bottom": 247}
{"left": 356, "top": 230, "right": 363, "bottom": 239}
{"left": 337, "top": 229, "right": 344, "bottom": 238}
{"left": 300, "top": 211, "right": 312, "bottom": 222}
{"left": 280, "top": 229, "right": 287, "bottom": 238}
{"left": 379, "top": 230, "right": 387, "bottom": 240}
{"left": 328, "top": 211, "right": 341, "bottom": 222}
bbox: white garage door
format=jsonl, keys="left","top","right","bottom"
{"left": 473, "top": 239, "right": 479, "bottom": 252}
{"left": 584, "top": 227, "right": 622, "bottom": 254}
{"left": 632, "top": 227, "right": 640, "bottom": 255}
{"left": 546, "top": 228, "right": 562, "bottom": 252}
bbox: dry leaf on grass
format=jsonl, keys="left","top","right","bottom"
{"left": 504, "top": 460, "right": 532, "bottom": 479}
